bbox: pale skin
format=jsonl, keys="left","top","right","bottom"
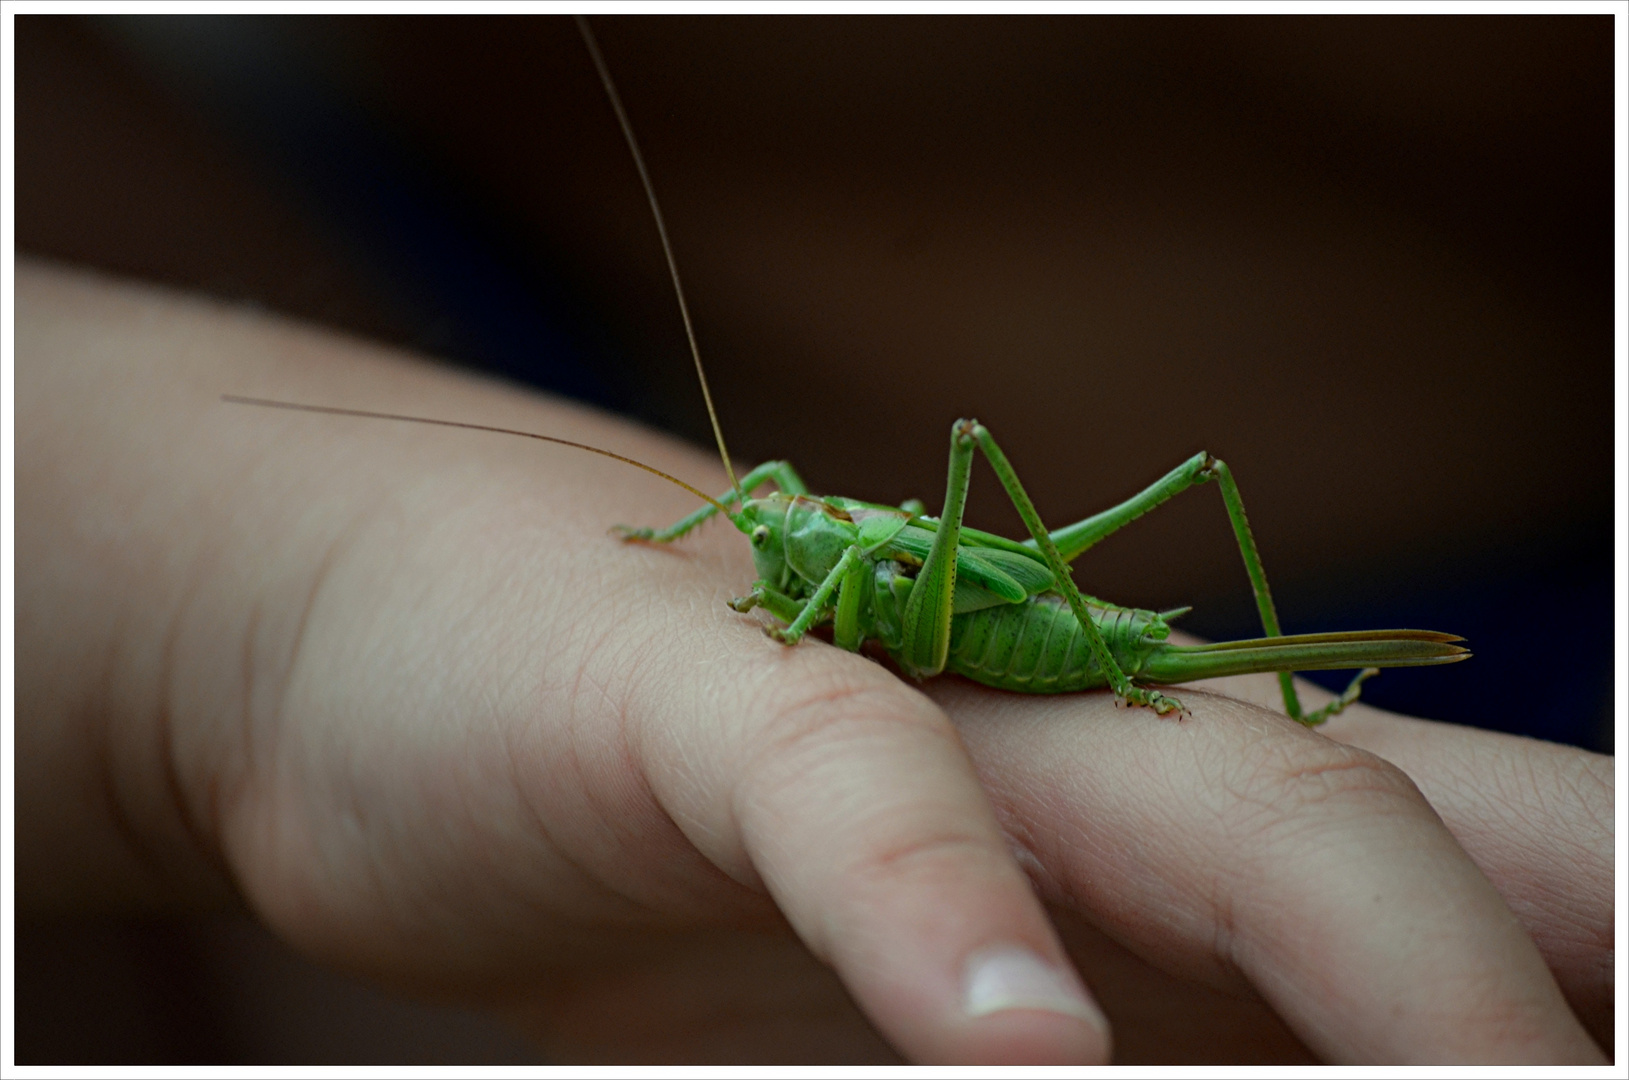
{"left": 15, "top": 261, "right": 1612, "bottom": 1063}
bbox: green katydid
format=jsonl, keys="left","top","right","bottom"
{"left": 228, "top": 19, "right": 1468, "bottom": 722}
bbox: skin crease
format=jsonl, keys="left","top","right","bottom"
{"left": 14, "top": 261, "right": 1612, "bottom": 1064}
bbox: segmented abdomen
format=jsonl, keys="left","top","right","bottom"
{"left": 946, "top": 594, "right": 1149, "bottom": 693}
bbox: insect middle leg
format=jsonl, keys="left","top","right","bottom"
{"left": 730, "top": 546, "right": 867, "bottom": 647}
{"left": 616, "top": 459, "right": 807, "bottom": 541}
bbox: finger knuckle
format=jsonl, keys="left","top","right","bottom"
{"left": 843, "top": 827, "right": 997, "bottom": 891}
{"left": 1218, "top": 730, "right": 1424, "bottom": 840}
{"left": 744, "top": 672, "right": 950, "bottom": 778}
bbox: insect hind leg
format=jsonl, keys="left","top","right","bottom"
{"left": 966, "top": 422, "right": 1181, "bottom": 714}
{"left": 1038, "top": 451, "right": 1214, "bottom": 563}
{"left": 1207, "top": 457, "right": 1345, "bottom": 724}
{"left": 1032, "top": 448, "right": 1354, "bottom": 725}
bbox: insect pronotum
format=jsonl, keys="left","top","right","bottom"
{"left": 227, "top": 16, "right": 1468, "bottom": 721}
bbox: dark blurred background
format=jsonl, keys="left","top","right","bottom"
{"left": 14, "top": 14, "right": 1617, "bottom": 1063}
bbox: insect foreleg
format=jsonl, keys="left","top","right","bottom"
{"left": 967, "top": 422, "right": 1182, "bottom": 714}
{"left": 732, "top": 561, "right": 869, "bottom": 653}
{"left": 768, "top": 545, "right": 864, "bottom": 645}
{"left": 616, "top": 459, "right": 807, "bottom": 541}
{"left": 729, "top": 582, "right": 803, "bottom": 622}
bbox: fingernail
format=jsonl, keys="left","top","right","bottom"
{"left": 962, "top": 944, "right": 1106, "bottom": 1028}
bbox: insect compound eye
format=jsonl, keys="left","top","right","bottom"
{"left": 751, "top": 525, "right": 771, "bottom": 547}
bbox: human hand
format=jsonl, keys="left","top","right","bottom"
{"left": 19, "top": 261, "right": 1103, "bottom": 1064}
{"left": 17, "top": 262, "right": 1608, "bottom": 1063}
{"left": 493, "top": 674, "right": 1613, "bottom": 1064}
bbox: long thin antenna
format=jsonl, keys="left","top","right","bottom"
{"left": 222, "top": 395, "right": 730, "bottom": 514}
{"left": 575, "top": 15, "right": 743, "bottom": 504}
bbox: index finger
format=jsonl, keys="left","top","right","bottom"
{"left": 627, "top": 636, "right": 1115, "bottom": 1064}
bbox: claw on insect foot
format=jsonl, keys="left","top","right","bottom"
{"left": 1120, "top": 685, "right": 1185, "bottom": 716}
{"left": 610, "top": 524, "right": 654, "bottom": 541}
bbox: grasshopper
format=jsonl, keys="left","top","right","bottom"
{"left": 230, "top": 18, "right": 1469, "bottom": 722}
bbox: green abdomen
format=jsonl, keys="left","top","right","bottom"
{"left": 946, "top": 594, "right": 1154, "bottom": 693}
